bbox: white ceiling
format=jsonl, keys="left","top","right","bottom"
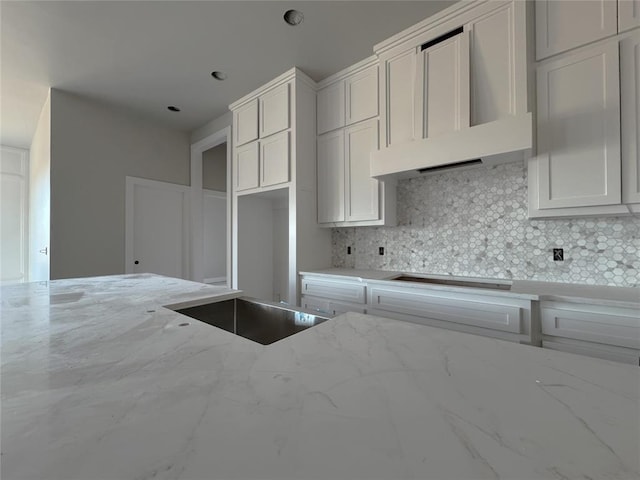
{"left": 1, "top": 0, "right": 456, "bottom": 148}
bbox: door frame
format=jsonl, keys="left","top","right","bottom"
{"left": 124, "top": 176, "right": 191, "bottom": 276}
{"left": 190, "top": 127, "right": 232, "bottom": 285}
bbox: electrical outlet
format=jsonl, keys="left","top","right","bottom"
{"left": 379, "top": 247, "right": 385, "bottom": 255}
{"left": 553, "top": 248, "right": 564, "bottom": 261}
{"left": 347, "top": 246, "right": 352, "bottom": 255}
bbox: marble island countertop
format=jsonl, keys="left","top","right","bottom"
{"left": 300, "top": 268, "right": 640, "bottom": 307}
{"left": 2, "top": 274, "right": 639, "bottom": 480}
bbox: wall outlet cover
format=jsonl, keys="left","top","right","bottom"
{"left": 379, "top": 247, "right": 385, "bottom": 255}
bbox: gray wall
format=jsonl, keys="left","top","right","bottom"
{"left": 202, "top": 143, "right": 227, "bottom": 192}
{"left": 49, "top": 89, "right": 190, "bottom": 279}
{"left": 333, "top": 161, "right": 640, "bottom": 287}
{"left": 190, "top": 111, "right": 232, "bottom": 144}
{"left": 29, "top": 92, "right": 51, "bottom": 282}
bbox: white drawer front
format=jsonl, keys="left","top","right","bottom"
{"left": 301, "top": 278, "right": 366, "bottom": 304}
{"left": 368, "top": 286, "right": 522, "bottom": 333}
{"left": 541, "top": 303, "right": 640, "bottom": 350}
{"left": 302, "top": 295, "right": 366, "bottom": 317}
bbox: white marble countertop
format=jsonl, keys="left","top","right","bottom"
{"left": 301, "top": 268, "right": 640, "bottom": 307}
{"left": 2, "top": 274, "right": 639, "bottom": 480}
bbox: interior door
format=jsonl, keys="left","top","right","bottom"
{"left": 1, "top": 146, "right": 29, "bottom": 284}
{"left": 125, "top": 177, "right": 190, "bottom": 278}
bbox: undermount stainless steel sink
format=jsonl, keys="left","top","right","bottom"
{"left": 175, "top": 297, "right": 330, "bottom": 345}
{"left": 391, "top": 275, "right": 512, "bottom": 291}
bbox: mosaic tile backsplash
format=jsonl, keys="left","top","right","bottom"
{"left": 332, "top": 161, "right": 640, "bottom": 287}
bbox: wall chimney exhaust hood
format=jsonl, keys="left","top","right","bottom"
{"left": 370, "top": 113, "right": 533, "bottom": 179}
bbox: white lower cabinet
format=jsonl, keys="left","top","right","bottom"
{"left": 541, "top": 301, "right": 640, "bottom": 365}
{"left": 367, "top": 283, "right": 534, "bottom": 344}
{"left": 300, "top": 275, "right": 367, "bottom": 316}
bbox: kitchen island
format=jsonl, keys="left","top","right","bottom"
{"left": 1, "top": 274, "right": 639, "bottom": 479}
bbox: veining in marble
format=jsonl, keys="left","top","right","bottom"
{"left": 332, "top": 162, "right": 640, "bottom": 287}
{"left": 2, "top": 275, "right": 639, "bottom": 479}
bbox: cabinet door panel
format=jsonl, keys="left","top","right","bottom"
{"left": 536, "top": 42, "right": 621, "bottom": 209}
{"left": 619, "top": 0, "right": 640, "bottom": 32}
{"left": 384, "top": 50, "right": 416, "bottom": 147}
{"left": 345, "top": 65, "right": 378, "bottom": 126}
{"left": 260, "top": 131, "right": 289, "bottom": 187}
{"left": 317, "top": 130, "right": 345, "bottom": 223}
{"left": 260, "top": 83, "right": 290, "bottom": 138}
{"left": 469, "top": 3, "right": 516, "bottom": 125}
{"left": 234, "top": 100, "right": 259, "bottom": 146}
{"left": 536, "top": 0, "right": 617, "bottom": 60}
{"left": 317, "top": 82, "right": 345, "bottom": 134}
{"left": 345, "top": 119, "right": 379, "bottom": 222}
{"left": 417, "top": 32, "right": 469, "bottom": 138}
{"left": 622, "top": 33, "right": 640, "bottom": 205}
{"left": 235, "top": 142, "right": 259, "bottom": 191}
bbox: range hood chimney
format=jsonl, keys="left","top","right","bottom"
{"left": 370, "top": 113, "right": 533, "bottom": 180}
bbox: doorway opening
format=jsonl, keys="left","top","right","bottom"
{"left": 202, "top": 143, "right": 227, "bottom": 285}
{"left": 190, "top": 126, "right": 232, "bottom": 287}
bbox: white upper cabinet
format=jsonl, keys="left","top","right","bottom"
{"left": 380, "top": 49, "right": 416, "bottom": 147}
{"left": 317, "top": 61, "right": 378, "bottom": 135}
{"left": 621, "top": 32, "right": 640, "bottom": 206}
{"left": 234, "top": 99, "right": 259, "bottom": 146}
{"left": 345, "top": 119, "right": 380, "bottom": 222}
{"left": 234, "top": 142, "right": 260, "bottom": 192}
{"left": 536, "top": 0, "right": 617, "bottom": 60}
{"left": 260, "top": 130, "right": 289, "bottom": 187}
{"left": 260, "top": 83, "right": 290, "bottom": 138}
{"left": 535, "top": 41, "right": 621, "bottom": 209}
{"left": 415, "top": 30, "right": 470, "bottom": 139}
{"left": 345, "top": 65, "right": 378, "bottom": 126}
{"left": 316, "top": 57, "right": 394, "bottom": 227}
{"left": 317, "top": 130, "right": 345, "bottom": 223}
{"left": 619, "top": 0, "right": 640, "bottom": 32}
{"left": 317, "top": 82, "right": 345, "bottom": 134}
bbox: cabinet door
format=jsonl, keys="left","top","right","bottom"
{"left": 234, "top": 99, "right": 259, "bottom": 146}
{"left": 619, "top": 0, "right": 640, "bottom": 32}
{"left": 235, "top": 142, "right": 259, "bottom": 191}
{"left": 536, "top": 42, "right": 621, "bottom": 209}
{"left": 260, "top": 83, "right": 290, "bottom": 138}
{"left": 345, "top": 119, "right": 379, "bottom": 222}
{"left": 260, "top": 131, "right": 289, "bottom": 187}
{"left": 381, "top": 49, "right": 416, "bottom": 147}
{"left": 415, "top": 31, "right": 470, "bottom": 139}
{"left": 621, "top": 32, "right": 640, "bottom": 205}
{"left": 317, "top": 130, "right": 345, "bottom": 223}
{"left": 317, "top": 82, "right": 345, "bottom": 134}
{"left": 345, "top": 65, "right": 378, "bottom": 126}
{"left": 536, "top": 0, "right": 617, "bottom": 60}
{"left": 469, "top": 2, "right": 519, "bottom": 125}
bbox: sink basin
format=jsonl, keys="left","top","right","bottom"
{"left": 174, "top": 297, "right": 330, "bottom": 345}
{"left": 391, "top": 275, "right": 512, "bottom": 291}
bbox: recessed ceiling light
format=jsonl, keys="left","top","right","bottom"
{"left": 284, "top": 9, "right": 303, "bottom": 26}
{"left": 211, "top": 71, "right": 227, "bottom": 81}
{"left": 167, "top": 106, "right": 181, "bottom": 112}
